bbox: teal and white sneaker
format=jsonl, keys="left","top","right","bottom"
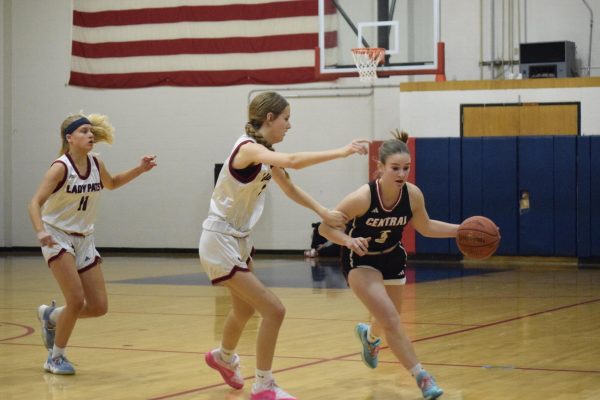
{"left": 355, "top": 323, "right": 381, "bottom": 369}
{"left": 37, "top": 300, "right": 57, "bottom": 350}
{"left": 416, "top": 371, "right": 443, "bottom": 399}
{"left": 44, "top": 351, "right": 75, "bottom": 375}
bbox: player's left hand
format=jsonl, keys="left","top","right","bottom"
{"left": 140, "top": 155, "right": 157, "bottom": 172}
{"left": 344, "top": 236, "right": 370, "bottom": 256}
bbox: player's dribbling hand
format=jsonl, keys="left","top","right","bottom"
{"left": 344, "top": 236, "right": 370, "bottom": 256}
{"left": 323, "top": 209, "right": 348, "bottom": 230}
{"left": 342, "top": 139, "right": 370, "bottom": 156}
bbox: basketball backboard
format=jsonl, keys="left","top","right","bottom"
{"left": 317, "top": 0, "right": 443, "bottom": 79}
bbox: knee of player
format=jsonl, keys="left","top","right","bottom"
{"left": 65, "top": 293, "right": 86, "bottom": 312}
{"left": 89, "top": 301, "right": 108, "bottom": 317}
{"left": 378, "top": 314, "right": 402, "bottom": 333}
{"left": 263, "top": 302, "right": 286, "bottom": 323}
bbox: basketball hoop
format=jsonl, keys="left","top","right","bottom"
{"left": 351, "top": 48, "right": 385, "bottom": 82}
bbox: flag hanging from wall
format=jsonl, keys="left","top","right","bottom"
{"left": 69, "top": 0, "right": 336, "bottom": 88}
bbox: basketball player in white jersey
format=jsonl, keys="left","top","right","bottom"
{"left": 200, "top": 92, "right": 369, "bottom": 400}
{"left": 28, "top": 113, "right": 156, "bottom": 375}
{"left": 318, "top": 130, "right": 460, "bottom": 399}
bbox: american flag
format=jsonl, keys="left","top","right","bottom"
{"left": 69, "top": 0, "right": 337, "bottom": 88}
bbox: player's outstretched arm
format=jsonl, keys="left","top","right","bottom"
{"left": 99, "top": 155, "right": 157, "bottom": 190}
{"left": 271, "top": 167, "right": 347, "bottom": 229}
{"left": 235, "top": 139, "right": 370, "bottom": 171}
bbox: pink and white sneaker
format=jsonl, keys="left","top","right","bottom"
{"left": 204, "top": 349, "right": 244, "bottom": 389}
{"left": 250, "top": 381, "right": 296, "bottom": 400}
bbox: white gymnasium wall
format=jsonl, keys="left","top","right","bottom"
{"left": 4, "top": 0, "right": 600, "bottom": 250}
{"left": 1, "top": 1, "right": 8, "bottom": 247}
{"left": 402, "top": 0, "right": 600, "bottom": 137}
{"left": 399, "top": 86, "right": 600, "bottom": 138}
{"left": 6, "top": 1, "right": 375, "bottom": 250}
{"left": 524, "top": 1, "right": 597, "bottom": 76}
{"left": 443, "top": 0, "right": 600, "bottom": 81}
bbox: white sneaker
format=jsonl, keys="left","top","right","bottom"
{"left": 251, "top": 380, "right": 296, "bottom": 400}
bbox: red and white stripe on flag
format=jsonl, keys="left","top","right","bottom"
{"left": 69, "top": 0, "right": 337, "bottom": 88}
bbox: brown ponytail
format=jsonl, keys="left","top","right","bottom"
{"left": 245, "top": 92, "right": 289, "bottom": 151}
{"left": 378, "top": 129, "right": 410, "bottom": 164}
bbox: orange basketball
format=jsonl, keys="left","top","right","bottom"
{"left": 456, "top": 216, "right": 500, "bottom": 260}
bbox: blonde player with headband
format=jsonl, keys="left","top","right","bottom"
{"left": 200, "top": 91, "right": 369, "bottom": 400}
{"left": 28, "top": 113, "right": 157, "bottom": 375}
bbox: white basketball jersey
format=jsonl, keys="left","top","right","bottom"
{"left": 202, "top": 135, "right": 272, "bottom": 237}
{"left": 42, "top": 153, "right": 103, "bottom": 235}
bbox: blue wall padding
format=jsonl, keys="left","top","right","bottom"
{"left": 482, "top": 137, "right": 518, "bottom": 255}
{"left": 461, "top": 138, "right": 519, "bottom": 255}
{"left": 518, "top": 137, "right": 555, "bottom": 255}
{"left": 411, "top": 135, "right": 590, "bottom": 257}
{"left": 415, "top": 138, "right": 453, "bottom": 254}
{"left": 553, "top": 137, "right": 577, "bottom": 256}
{"left": 591, "top": 136, "right": 600, "bottom": 256}
{"left": 576, "top": 137, "right": 591, "bottom": 257}
{"left": 448, "top": 138, "right": 462, "bottom": 255}
{"left": 461, "top": 138, "right": 484, "bottom": 218}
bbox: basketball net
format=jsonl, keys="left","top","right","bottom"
{"left": 351, "top": 48, "right": 385, "bottom": 83}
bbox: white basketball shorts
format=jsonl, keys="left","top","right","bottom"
{"left": 41, "top": 223, "right": 101, "bottom": 272}
{"left": 199, "top": 230, "right": 252, "bottom": 285}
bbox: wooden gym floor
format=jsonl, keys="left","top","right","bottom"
{"left": 1, "top": 252, "right": 599, "bottom": 400}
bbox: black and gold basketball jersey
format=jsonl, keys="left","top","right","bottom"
{"left": 346, "top": 180, "right": 412, "bottom": 252}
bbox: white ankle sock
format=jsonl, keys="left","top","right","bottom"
{"left": 410, "top": 363, "right": 424, "bottom": 377}
{"left": 254, "top": 369, "right": 273, "bottom": 388}
{"left": 219, "top": 347, "right": 235, "bottom": 363}
{"left": 51, "top": 345, "right": 65, "bottom": 359}
{"left": 367, "top": 325, "right": 380, "bottom": 342}
{"left": 49, "top": 306, "right": 64, "bottom": 326}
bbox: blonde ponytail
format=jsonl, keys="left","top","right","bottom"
{"left": 59, "top": 112, "right": 115, "bottom": 155}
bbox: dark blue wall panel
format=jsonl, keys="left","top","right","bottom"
{"left": 462, "top": 138, "right": 483, "bottom": 218}
{"left": 518, "top": 137, "right": 554, "bottom": 255}
{"left": 415, "top": 138, "right": 452, "bottom": 254}
{"left": 414, "top": 136, "right": 587, "bottom": 257}
{"left": 591, "top": 137, "right": 600, "bottom": 256}
{"left": 553, "top": 137, "right": 577, "bottom": 256}
{"left": 448, "top": 138, "right": 462, "bottom": 255}
{"left": 461, "top": 138, "right": 519, "bottom": 255}
{"left": 482, "top": 138, "right": 518, "bottom": 255}
{"left": 576, "top": 137, "right": 591, "bottom": 257}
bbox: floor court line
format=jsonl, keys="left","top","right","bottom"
{"left": 411, "top": 296, "right": 600, "bottom": 343}
{"left": 419, "top": 362, "right": 600, "bottom": 374}
{"left": 0, "top": 321, "right": 35, "bottom": 341}
{"left": 0, "top": 306, "right": 486, "bottom": 327}
{"left": 149, "top": 296, "right": 600, "bottom": 399}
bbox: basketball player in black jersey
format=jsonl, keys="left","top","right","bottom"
{"left": 319, "top": 130, "right": 458, "bottom": 400}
